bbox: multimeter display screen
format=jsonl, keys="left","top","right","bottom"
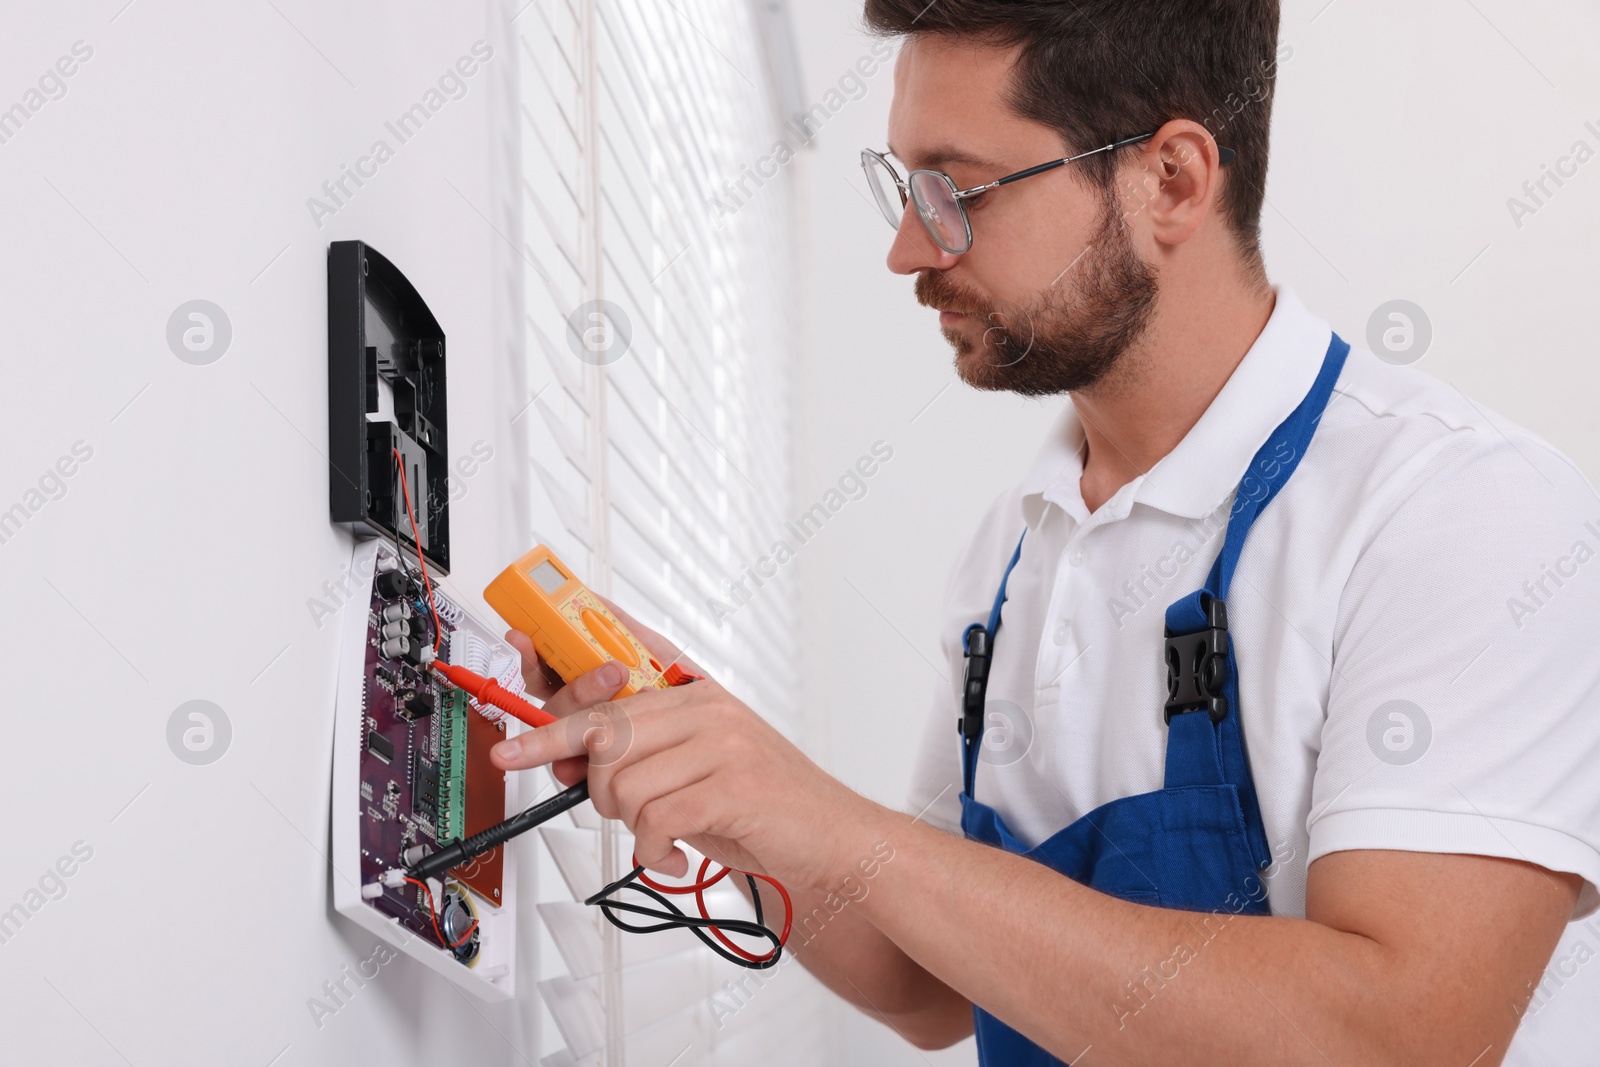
{"left": 527, "top": 560, "right": 569, "bottom": 595}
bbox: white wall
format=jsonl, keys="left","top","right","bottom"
{"left": 787, "top": 0, "right": 1600, "bottom": 1062}
{"left": 0, "top": 2, "right": 545, "bottom": 1064}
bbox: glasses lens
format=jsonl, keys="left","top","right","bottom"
{"left": 861, "top": 152, "right": 906, "bottom": 231}
{"left": 908, "top": 170, "right": 969, "bottom": 253}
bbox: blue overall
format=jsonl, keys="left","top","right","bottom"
{"left": 958, "top": 334, "right": 1350, "bottom": 1065}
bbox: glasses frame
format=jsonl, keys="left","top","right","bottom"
{"left": 862, "top": 132, "right": 1237, "bottom": 254}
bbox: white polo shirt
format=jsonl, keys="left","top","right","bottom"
{"left": 907, "top": 284, "right": 1600, "bottom": 1060}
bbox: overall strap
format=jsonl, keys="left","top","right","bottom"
{"left": 961, "top": 533, "right": 1026, "bottom": 798}
{"left": 1162, "top": 332, "right": 1350, "bottom": 870}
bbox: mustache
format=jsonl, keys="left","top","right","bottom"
{"left": 914, "top": 271, "right": 990, "bottom": 317}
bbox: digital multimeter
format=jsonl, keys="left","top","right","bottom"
{"left": 484, "top": 546, "right": 681, "bottom": 698}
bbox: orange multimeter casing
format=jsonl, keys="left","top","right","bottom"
{"left": 483, "top": 546, "right": 671, "bottom": 698}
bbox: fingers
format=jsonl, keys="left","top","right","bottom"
{"left": 632, "top": 778, "right": 727, "bottom": 877}
{"left": 595, "top": 746, "right": 713, "bottom": 828}
{"left": 497, "top": 634, "right": 627, "bottom": 780}
{"left": 540, "top": 659, "right": 631, "bottom": 721}
{"left": 491, "top": 712, "right": 593, "bottom": 771}
{"left": 490, "top": 690, "right": 704, "bottom": 775}
{"left": 490, "top": 693, "right": 643, "bottom": 771}
{"left": 506, "top": 629, "right": 564, "bottom": 700}
{"left": 597, "top": 596, "right": 709, "bottom": 679}
{"left": 489, "top": 662, "right": 631, "bottom": 772}
{"left": 549, "top": 755, "right": 588, "bottom": 787}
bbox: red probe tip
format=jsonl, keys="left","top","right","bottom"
{"left": 431, "top": 661, "right": 556, "bottom": 728}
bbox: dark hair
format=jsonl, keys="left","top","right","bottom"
{"left": 862, "top": 0, "right": 1283, "bottom": 268}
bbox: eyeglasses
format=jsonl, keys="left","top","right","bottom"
{"left": 860, "top": 133, "right": 1236, "bottom": 255}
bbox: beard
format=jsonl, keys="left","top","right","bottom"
{"left": 915, "top": 190, "right": 1159, "bottom": 396}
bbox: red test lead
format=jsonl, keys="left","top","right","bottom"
{"left": 431, "top": 659, "right": 698, "bottom": 730}
{"left": 429, "top": 661, "right": 557, "bottom": 729}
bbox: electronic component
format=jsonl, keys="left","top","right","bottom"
{"left": 376, "top": 569, "right": 409, "bottom": 600}
{"left": 452, "top": 688, "right": 506, "bottom": 902}
{"left": 438, "top": 629, "right": 530, "bottom": 727}
{"left": 484, "top": 546, "right": 691, "bottom": 697}
{"left": 396, "top": 686, "right": 434, "bottom": 723}
{"left": 333, "top": 539, "right": 517, "bottom": 999}
{"left": 327, "top": 240, "right": 451, "bottom": 573}
{"left": 412, "top": 753, "right": 440, "bottom": 820}
{"left": 437, "top": 689, "right": 468, "bottom": 843}
{"left": 402, "top": 638, "right": 433, "bottom": 668}
{"left": 440, "top": 886, "right": 480, "bottom": 964}
{"left": 366, "top": 728, "right": 395, "bottom": 764}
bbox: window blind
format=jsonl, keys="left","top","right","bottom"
{"left": 516, "top": 1, "right": 824, "bottom": 1063}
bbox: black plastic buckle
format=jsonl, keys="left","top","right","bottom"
{"left": 961, "top": 624, "right": 991, "bottom": 743}
{"left": 1163, "top": 595, "right": 1230, "bottom": 724}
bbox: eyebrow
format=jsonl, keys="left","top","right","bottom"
{"left": 885, "top": 142, "right": 999, "bottom": 171}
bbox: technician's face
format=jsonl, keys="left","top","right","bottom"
{"left": 884, "top": 34, "right": 1158, "bottom": 395}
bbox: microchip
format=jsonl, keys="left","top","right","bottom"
{"left": 412, "top": 753, "right": 440, "bottom": 819}
{"left": 366, "top": 728, "right": 395, "bottom": 764}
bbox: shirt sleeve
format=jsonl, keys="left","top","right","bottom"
{"left": 1311, "top": 428, "right": 1600, "bottom": 917}
{"left": 906, "top": 673, "right": 965, "bottom": 835}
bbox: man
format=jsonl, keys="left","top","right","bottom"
{"left": 492, "top": 1, "right": 1600, "bottom": 1063}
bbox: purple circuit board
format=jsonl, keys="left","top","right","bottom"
{"left": 354, "top": 560, "right": 504, "bottom": 962}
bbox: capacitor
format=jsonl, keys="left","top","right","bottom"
{"left": 381, "top": 602, "right": 412, "bottom": 623}
{"left": 381, "top": 636, "right": 410, "bottom": 660}
{"left": 381, "top": 619, "right": 411, "bottom": 640}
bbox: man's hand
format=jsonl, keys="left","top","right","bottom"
{"left": 489, "top": 603, "right": 977, "bottom": 1048}
{"left": 489, "top": 603, "right": 884, "bottom": 893}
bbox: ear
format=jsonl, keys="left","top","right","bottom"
{"left": 1120, "top": 120, "right": 1225, "bottom": 248}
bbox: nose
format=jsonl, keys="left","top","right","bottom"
{"left": 885, "top": 201, "right": 962, "bottom": 277}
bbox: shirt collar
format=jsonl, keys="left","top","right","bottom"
{"left": 1019, "top": 283, "right": 1333, "bottom": 527}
